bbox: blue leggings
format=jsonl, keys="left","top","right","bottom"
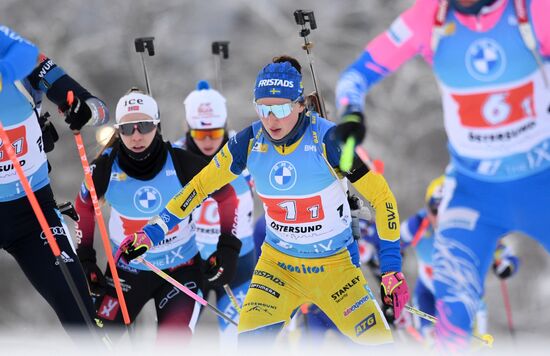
{"left": 414, "top": 279, "right": 435, "bottom": 332}
{"left": 433, "top": 168, "right": 550, "bottom": 347}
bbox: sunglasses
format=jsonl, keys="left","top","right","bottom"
{"left": 190, "top": 128, "right": 225, "bottom": 140}
{"left": 254, "top": 101, "right": 297, "bottom": 120}
{"left": 115, "top": 120, "right": 159, "bottom": 136}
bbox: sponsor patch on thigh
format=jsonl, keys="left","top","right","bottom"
{"left": 249, "top": 283, "right": 280, "bottom": 298}
{"left": 355, "top": 313, "right": 376, "bottom": 336}
{"left": 98, "top": 295, "right": 120, "bottom": 321}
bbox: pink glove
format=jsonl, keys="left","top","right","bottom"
{"left": 114, "top": 231, "right": 153, "bottom": 264}
{"left": 381, "top": 271, "right": 410, "bottom": 322}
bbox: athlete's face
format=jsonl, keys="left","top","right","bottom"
{"left": 192, "top": 132, "right": 225, "bottom": 156}
{"left": 118, "top": 113, "right": 158, "bottom": 153}
{"left": 256, "top": 97, "right": 304, "bottom": 140}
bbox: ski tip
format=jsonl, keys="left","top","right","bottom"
{"left": 197, "top": 80, "right": 210, "bottom": 90}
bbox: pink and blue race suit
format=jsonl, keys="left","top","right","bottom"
{"left": 336, "top": 0, "right": 550, "bottom": 348}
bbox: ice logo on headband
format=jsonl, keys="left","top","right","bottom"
{"left": 257, "top": 79, "right": 295, "bottom": 88}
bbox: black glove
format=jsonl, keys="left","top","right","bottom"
{"left": 333, "top": 105, "right": 366, "bottom": 145}
{"left": 63, "top": 95, "right": 92, "bottom": 131}
{"left": 38, "top": 112, "right": 59, "bottom": 153}
{"left": 348, "top": 194, "right": 364, "bottom": 241}
{"left": 203, "top": 233, "right": 242, "bottom": 288}
{"left": 76, "top": 246, "right": 107, "bottom": 298}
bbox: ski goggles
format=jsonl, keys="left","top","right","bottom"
{"left": 254, "top": 101, "right": 297, "bottom": 120}
{"left": 190, "top": 128, "right": 225, "bottom": 140}
{"left": 115, "top": 120, "right": 159, "bottom": 136}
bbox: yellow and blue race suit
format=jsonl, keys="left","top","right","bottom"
{"left": 145, "top": 111, "right": 403, "bottom": 345}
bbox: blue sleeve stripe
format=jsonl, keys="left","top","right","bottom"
{"left": 379, "top": 238, "right": 402, "bottom": 273}
{"left": 228, "top": 125, "right": 255, "bottom": 175}
{"left": 336, "top": 50, "right": 390, "bottom": 111}
{"left": 350, "top": 51, "right": 391, "bottom": 79}
{"left": 39, "top": 66, "right": 66, "bottom": 92}
{"left": 144, "top": 217, "right": 172, "bottom": 245}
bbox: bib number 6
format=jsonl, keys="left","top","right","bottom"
{"left": 482, "top": 93, "right": 510, "bottom": 125}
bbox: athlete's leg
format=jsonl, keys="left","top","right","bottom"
{"left": 474, "top": 299, "right": 488, "bottom": 335}
{"left": 414, "top": 279, "right": 435, "bottom": 336}
{"left": 314, "top": 244, "right": 393, "bottom": 346}
{"left": 304, "top": 304, "right": 338, "bottom": 335}
{"left": 2, "top": 186, "right": 96, "bottom": 331}
{"left": 95, "top": 263, "right": 155, "bottom": 341}
{"left": 508, "top": 168, "right": 550, "bottom": 252}
{"left": 238, "top": 245, "right": 304, "bottom": 345}
{"left": 154, "top": 256, "right": 203, "bottom": 345}
{"left": 433, "top": 174, "right": 507, "bottom": 350}
{"left": 215, "top": 250, "right": 255, "bottom": 349}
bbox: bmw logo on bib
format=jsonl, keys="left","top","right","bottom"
{"left": 134, "top": 186, "right": 162, "bottom": 213}
{"left": 269, "top": 161, "right": 297, "bottom": 191}
{"left": 465, "top": 38, "right": 505, "bottom": 82}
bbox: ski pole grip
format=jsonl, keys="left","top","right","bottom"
{"left": 67, "top": 90, "right": 74, "bottom": 106}
{"left": 134, "top": 37, "right": 155, "bottom": 56}
{"left": 340, "top": 137, "right": 355, "bottom": 172}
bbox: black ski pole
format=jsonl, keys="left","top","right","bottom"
{"left": 134, "top": 37, "right": 155, "bottom": 95}
{"left": 0, "top": 120, "right": 104, "bottom": 344}
{"left": 211, "top": 41, "right": 230, "bottom": 92}
{"left": 293, "top": 9, "right": 327, "bottom": 118}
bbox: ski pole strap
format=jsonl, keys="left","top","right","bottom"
{"left": 137, "top": 257, "right": 238, "bottom": 326}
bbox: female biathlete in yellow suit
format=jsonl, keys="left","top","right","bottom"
{"left": 114, "top": 55, "right": 410, "bottom": 346}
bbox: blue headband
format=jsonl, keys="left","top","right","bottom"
{"left": 254, "top": 61, "right": 303, "bottom": 101}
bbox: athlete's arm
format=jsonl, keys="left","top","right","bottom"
{"left": 73, "top": 154, "right": 112, "bottom": 247}
{"left": 335, "top": 0, "right": 437, "bottom": 112}
{"left": 143, "top": 127, "right": 253, "bottom": 245}
{"left": 210, "top": 184, "right": 239, "bottom": 237}
{"left": 324, "top": 128, "right": 402, "bottom": 273}
{"left": 531, "top": 0, "right": 550, "bottom": 56}
{"left": 26, "top": 54, "right": 95, "bottom": 108}
{"left": 0, "top": 26, "right": 38, "bottom": 83}
{"left": 74, "top": 183, "right": 96, "bottom": 248}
